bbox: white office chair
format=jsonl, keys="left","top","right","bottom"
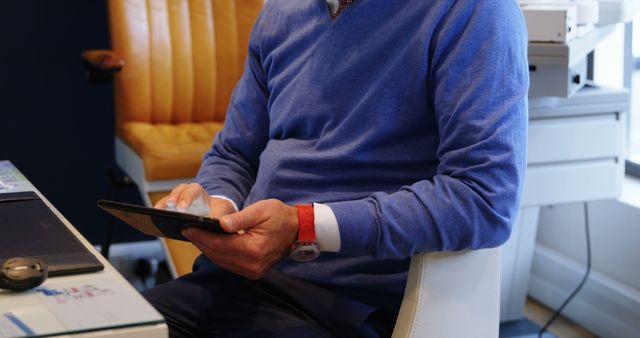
{"left": 392, "top": 247, "right": 501, "bottom": 338}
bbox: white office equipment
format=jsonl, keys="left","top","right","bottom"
{"left": 522, "top": 5, "right": 578, "bottom": 42}
{"left": 520, "top": 1, "right": 600, "bottom": 27}
{"left": 528, "top": 25, "right": 615, "bottom": 97}
{"left": 520, "top": 0, "right": 600, "bottom": 41}
{"left": 500, "top": 84, "right": 628, "bottom": 336}
{"left": 519, "top": 0, "right": 639, "bottom": 28}
{"left": 524, "top": 84, "right": 627, "bottom": 206}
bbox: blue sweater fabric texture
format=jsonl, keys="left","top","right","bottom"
{"left": 196, "top": 0, "right": 529, "bottom": 297}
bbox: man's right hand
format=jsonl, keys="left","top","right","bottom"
{"left": 154, "top": 183, "right": 236, "bottom": 219}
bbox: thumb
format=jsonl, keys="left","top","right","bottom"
{"left": 220, "top": 208, "right": 259, "bottom": 233}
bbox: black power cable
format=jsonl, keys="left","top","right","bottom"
{"left": 135, "top": 258, "right": 153, "bottom": 290}
{"left": 538, "top": 202, "right": 592, "bottom": 337}
{"left": 101, "top": 165, "right": 135, "bottom": 259}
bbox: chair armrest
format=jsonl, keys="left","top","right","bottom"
{"left": 392, "top": 248, "right": 501, "bottom": 338}
{"left": 81, "top": 49, "right": 124, "bottom": 82}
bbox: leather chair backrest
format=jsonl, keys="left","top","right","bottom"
{"left": 109, "top": 0, "right": 264, "bottom": 131}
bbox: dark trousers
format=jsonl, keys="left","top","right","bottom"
{"left": 143, "top": 255, "right": 399, "bottom": 338}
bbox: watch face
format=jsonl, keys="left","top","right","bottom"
{"left": 290, "top": 243, "right": 321, "bottom": 262}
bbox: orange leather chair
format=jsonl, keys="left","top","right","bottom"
{"left": 86, "top": 0, "right": 264, "bottom": 277}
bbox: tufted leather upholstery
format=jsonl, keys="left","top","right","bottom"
{"left": 109, "top": 0, "right": 264, "bottom": 180}
{"left": 120, "top": 122, "right": 224, "bottom": 180}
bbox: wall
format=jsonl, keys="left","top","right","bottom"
{"left": 0, "top": 1, "right": 150, "bottom": 244}
{"left": 594, "top": 24, "right": 626, "bottom": 88}
{"left": 529, "top": 197, "right": 640, "bottom": 337}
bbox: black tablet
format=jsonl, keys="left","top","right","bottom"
{"left": 97, "top": 199, "right": 229, "bottom": 241}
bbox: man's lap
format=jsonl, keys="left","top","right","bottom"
{"left": 142, "top": 255, "right": 398, "bottom": 338}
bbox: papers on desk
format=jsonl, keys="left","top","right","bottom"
{"left": 0, "top": 162, "right": 33, "bottom": 194}
{"left": 0, "top": 275, "right": 163, "bottom": 338}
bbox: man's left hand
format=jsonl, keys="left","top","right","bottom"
{"left": 182, "top": 199, "right": 299, "bottom": 280}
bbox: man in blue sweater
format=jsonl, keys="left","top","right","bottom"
{"left": 145, "top": 0, "right": 529, "bottom": 336}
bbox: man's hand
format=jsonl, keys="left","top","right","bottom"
{"left": 182, "top": 199, "right": 299, "bottom": 280}
{"left": 154, "top": 183, "right": 236, "bottom": 219}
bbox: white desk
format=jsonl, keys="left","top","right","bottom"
{"left": 0, "top": 160, "right": 167, "bottom": 338}
{"left": 499, "top": 84, "right": 628, "bottom": 337}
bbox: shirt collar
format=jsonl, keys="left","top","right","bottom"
{"left": 326, "top": 0, "right": 339, "bottom": 14}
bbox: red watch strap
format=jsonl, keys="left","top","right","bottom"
{"left": 295, "top": 204, "right": 316, "bottom": 243}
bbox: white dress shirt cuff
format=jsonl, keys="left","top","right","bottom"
{"left": 313, "top": 203, "right": 341, "bottom": 252}
{"left": 210, "top": 195, "right": 239, "bottom": 212}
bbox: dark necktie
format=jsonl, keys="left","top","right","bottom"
{"left": 333, "top": 0, "right": 354, "bottom": 18}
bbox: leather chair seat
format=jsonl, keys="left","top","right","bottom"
{"left": 120, "top": 121, "right": 224, "bottom": 181}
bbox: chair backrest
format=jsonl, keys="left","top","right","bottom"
{"left": 392, "top": 248, "right": 501, "bottom": 338}
{"left": 108, "top": 0, "right": 264, "bottom": 131}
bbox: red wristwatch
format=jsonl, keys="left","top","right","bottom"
{"left": 289, "top": 204, "right": 321, "bottom": 262}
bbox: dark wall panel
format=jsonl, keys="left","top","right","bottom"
{"left": 0, "top": 1, "right": 151, "bottom": 244}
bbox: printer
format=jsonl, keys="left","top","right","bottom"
{"left": 520, "top": 0, "right": 640, "bottom": 43}
{"left": 519, "top": 0, "right": 639, "bottom": 97}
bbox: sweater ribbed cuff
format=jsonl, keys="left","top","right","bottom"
{"left": 325, "top": 199, "right": 378, "bottom": 256}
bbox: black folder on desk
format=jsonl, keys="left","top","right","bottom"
{"left": 0, "top": 191, "right": 103, "bottom": 276}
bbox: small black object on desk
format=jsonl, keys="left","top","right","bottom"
{"left": 0, "top": 257, "right": 48, "bottom": 292}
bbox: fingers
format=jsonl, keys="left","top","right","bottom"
{"left": 183, "top": 228, "right": 272, "bottom": 279}
{"left": 154, "top": 196, "right": 170, "bottom": 209}
{"left": 175, "top": 183, "right": 208, "bottom": 212}
{"left": 183, "top": 228, "right": 246, "bottom": 254}
{"left": 181, "top": 199, "right": 298, "bottom": 280}
{"left": 154, "top": 183, "right": 187, "bottom": 209}
{"left": 154, "top": 183, "right": 207, "bottom": 212}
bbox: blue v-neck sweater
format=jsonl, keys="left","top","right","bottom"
{"left": 196, "top": 0, "right": 529, "bottom": 297}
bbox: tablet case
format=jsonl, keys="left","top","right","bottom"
{"left": 0, "top": 191, "right": 104, "bottom": 276}
{"left": 97, "top": 199, "right": 226, "bottom": 242}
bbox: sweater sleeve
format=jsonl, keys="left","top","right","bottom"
{"left": 195, "top": 14, "right": 269, "bottom": 209}
{"left": 326, "top": 0, "right": 530, "bottom": 258}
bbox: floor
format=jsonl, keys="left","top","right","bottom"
{"left": 525, "top": 298, "right": 598, "bottom": 338}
